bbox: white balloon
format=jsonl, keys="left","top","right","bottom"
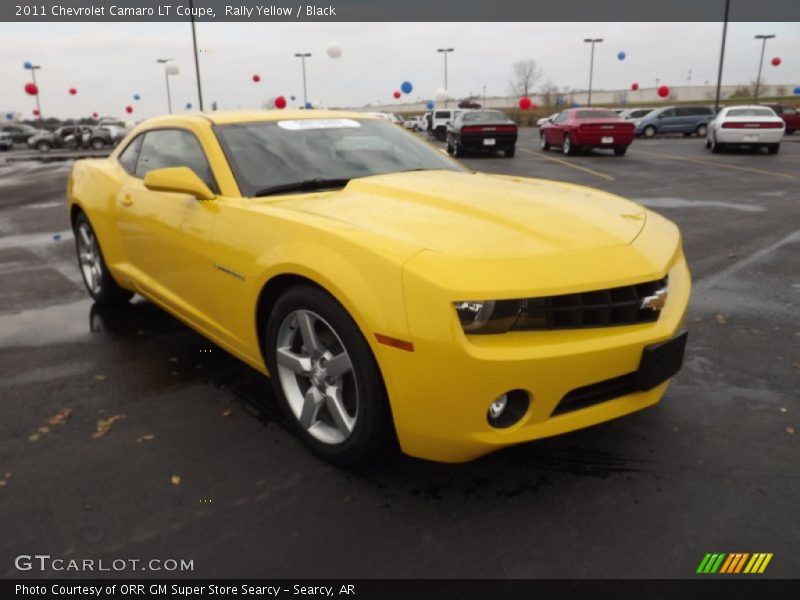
{"left": 327, "top": 42, "right": 342, "bottom": 58}
{"left": 434, "top": 88, "right": 448, "bottom": 102}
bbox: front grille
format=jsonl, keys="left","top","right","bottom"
{"left": 552, "top": 372, "right": 636, "bottom": 416}
{"left": 511, "top": 277, "right": 667, "bottom": 330}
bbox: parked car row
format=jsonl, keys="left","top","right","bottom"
{"left": 1, "top": 120, "right": 129, "bottom": 153}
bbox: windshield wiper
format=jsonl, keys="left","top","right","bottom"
{"left": 254, "top": 178, "right": 350, "bottom": 197}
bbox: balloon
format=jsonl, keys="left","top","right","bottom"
{"left": 125, "top": 106, "right": 133, "bottom": 114}
{"left": 24, "top": 83, "right": 38, "bottom": 95}
{"left": 185, "top": 102, "right": 192, "bottom": 109}
{"left": 426, "top": 100, "right": 434, "bottom": 110}
{"left": 252, "top": 74, "right": 261, "bottom": 83}
{"left": 657, "top": 85, "right": 670, "bottom": 98}
{"left": 23, "top": 61, "right": 32, "bottom": 70}
{"left": 401, "top": 81, "right": 413, "bottom": 94}
{"left": 617, "top": 51, "right": 626, "bottom": 60}
{"left": 327, "top": 42, "right": 342, "bottom": 58}
{"left": 794, "top": 86, "right": 800, "bottom": 95}
{"left": 518, "top": 97, "right": 532, "bottom": 110}
{"left": 92, "top": 112, "right": 98, "bottom": 118}
{"left": 5, "top": 112, "right": 14, "bottom": 120}
{"left": 68, "top": 88, "right": 77, "bottom": 95}
{"left": 133, "top": 94, "right": 141, "bottom": 100}
{"left": 434, "top": 88, "right": 448, "bottom": 102}
{"left": 631, "top": 82, "right": 639, "bottom": 91}
{"left": 393, "top": 91, "right": 401, "bottom": 99}
{"left": 305, "top": 102, "right": 312, "bottom": 109}
{"left": 32, "top": 109, "right": 39, "bottom": 116}
{"left": 771, "top": 57, "right": 781, "bottom": 67}
{"left": 274, "top": 95, "right": 287, "bottom": 109}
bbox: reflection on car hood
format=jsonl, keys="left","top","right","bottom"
{"left": 265, "top": 170, "right": 647, "bottom": 258}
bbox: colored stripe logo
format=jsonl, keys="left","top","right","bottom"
{"left": 696, "top": 553, "right": 773, "bottom": 574}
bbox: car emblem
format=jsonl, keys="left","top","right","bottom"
{"left": 640, "top": 288, "right": 668, "bottom": 311}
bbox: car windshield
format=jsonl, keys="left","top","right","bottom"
{"left": 216, "top": 118, "right": 464, "bottom": 197}
{"left": 628, "top": 109, "right": 653, "bottom": 118}
{"left": 576, "top": 110, "right": 619, "bottom": 119}
{"left": 462, "top": 111, "right": 510, "bottom": 123}
{"left": 727, "top": 108, "right": 775, "bottom": 117}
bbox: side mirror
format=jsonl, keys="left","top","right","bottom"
{"left": 143, "top": 167, "right": 215, "bottom": 201}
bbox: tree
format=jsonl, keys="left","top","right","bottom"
{"left": 508, "top": 59, "right": 543, "bottom": 97}
{"left": 540, "top": 79, "right": 559, "bottom": 108}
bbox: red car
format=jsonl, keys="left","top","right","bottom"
{"left": 764, "top": 104, "right": 799, "bottom": 134}
{"left": 539, "top": 108, "right": 635, "bottom": 156}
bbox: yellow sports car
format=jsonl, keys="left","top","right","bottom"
{"left": 67, "top": 110, "right": 690, "bottom": 465}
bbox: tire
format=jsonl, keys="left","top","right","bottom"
{"left": 786, "top": 129, "right": 795, "bottom": 135}
{"left": 446, "top": 141, "right": 454, "bottom": 154}
{"left": 695, "top": 124, "right": 708, "bottom": 137}
{"left": 265, "top": 285, "right": 393, "bottom": 466}
{"left": 705, "top": 138, "right": 712, "bottom": 149}
{"left": 503, "top": 145, "right": 515, "bottom": 158}
{"left": 73, "top": 212, "right": 133, "bottom": 307}
{"left": 540, "top": 134, "right": 550, "bottom": 151}
{"left": 563, "top": 134, "right": 577, "bottom": 156}
{"left": 710, "top": 135, "right": 724, "bottom": 154}
{"left": 767, "top": 144, "right": 780, "bottom": 155}
{"left": 36, "top": 140, "right": 51, "bottom": 153}
{"left": 613, "top": 146, "right": 627, "bottom": 156}
{"left": 682, "top": 132, "right": 692, "bottom": 137}
{"left": 453, "top": 139, "right": 464, "bottom": 158}
{"left": 643, "top": 125, "right": 656, "bottom": 138}
{"left": 91, "top": 138, "right": 106, "bottom": 150}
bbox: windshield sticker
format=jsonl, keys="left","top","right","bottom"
{"left": 277, "top": 119, "right": 362, "bottom": 131}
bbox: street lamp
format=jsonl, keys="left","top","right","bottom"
{"left": 437, "top": 48, "right": 454, "bottom": 107}
{"left": 294, "top": 53, "right": 312, "bottom": 107}
{"left": 583, "top": 38, "right": 603, "bottom": 107}
{"left": 753, "top": 34, "right": 776, "bottom": 102}
{"left": 188, "top": 0, "right": 204, "bottom": 110}
{"left": 26, "top": 63, "right": 43, "bottom": 120}
{"left": 157, "top": 58, "right": 179, "bottom": 114}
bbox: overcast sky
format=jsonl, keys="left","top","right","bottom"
{"left": 1, "top": 21, "right": 798, "bottom": 119}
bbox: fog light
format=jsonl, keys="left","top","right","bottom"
{"left": 487, "top": 389, "right": 530, "bottom": 428}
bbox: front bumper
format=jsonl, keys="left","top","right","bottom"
{"left": 376, "top": 216, "right": 690, "bottom": 462}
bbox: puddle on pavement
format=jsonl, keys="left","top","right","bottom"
{"left": 0, "top": 230, "right": 74, "bottom": 250}
{"left": 634, "top": 197, "right": 765, "bottom": 212}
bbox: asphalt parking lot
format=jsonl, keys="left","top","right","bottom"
{"left": 1, "top": 133, "right": 798, "bottom": 579}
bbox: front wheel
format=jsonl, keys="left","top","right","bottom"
{"left": 540, "top": 134, "right": 550, "bottom": 151}
{"left": 36, "top": 140, "right": 51, "bottom": 153}
{"left": 265, "top": 285, "right": 393, "bottom": 466}
{"left": 73, "top": 212, "right": 133, "bottom": 306}
{"left": 91, "top": 138, "right": 106, "bottom": 150}
{"left": 695, "top": 124, "right": 708, "bottom": 137}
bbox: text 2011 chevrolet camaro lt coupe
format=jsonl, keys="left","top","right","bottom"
{"left": 68, "top": 111, "right": 690, "bottom": 465}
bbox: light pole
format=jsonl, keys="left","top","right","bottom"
{"left": 188, "top": 0, "right": 204, "bottom": 110}
{"left": 583, "top": 38, "right": 603, "bottom": 106}
{"left": 294, "top": 53, "right": 311, "bottom": 107}
{"left": 714, "top": 0, "right": 730, "bottom": 113}
{"left": 753, "top": 34, "right": 775, "bottom": 102}
{"left": 483, "top": 84, "right": 486, "bottom": 108}
{"left": 157, "top": 58, "right": 177, "bottom": 114}
{"left": 437, "top": 48, "right": 454, "bottom": 107}
{"left": 27, "top": 64, "right": 42, "bottom": 120}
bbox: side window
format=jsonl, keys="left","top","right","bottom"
{"left": 675, "top": 108, "right": 693, "bottom": 117}
{"left": 660, "top": 109, "right": 676, "bottom": 118}
{"left": 554, "top": 112, "right": 567, "bottom": 124}
{"left": 784, "top": 107, "right": 796, "bottom": 116}
{"left": 134, "top": 129, "right": 217, "bottom": 192}
{"left": 117, "top": 134, "right": 143, "bottom": 174}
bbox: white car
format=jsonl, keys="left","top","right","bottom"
{"left": 536, "top": 113, "right": 558, "bottom": 127}
{"left": 706, "top": 106, "right": 785, "bottom": 154}
{"left": 366, "top": 112, "right": 402, "bottom": 125}
{"left": 404, "top": 116, "right": 426, "bottom": 131}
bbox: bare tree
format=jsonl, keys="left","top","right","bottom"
{"left": 508, "top": 60, "right": 543, "bottom": 97}
{"left": 540, "top": 79, "right": 558, "bottom": 108}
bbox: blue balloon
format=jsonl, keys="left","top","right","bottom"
{"left": 290, "top": 95, "right": 296, "bottom": 101}
{"left": 185, "top": 102, "right": 192, "bottom": 109}
{"left": 23, "top": 61, "right": 32, "bottom": 70}
{"left": 133, "top": 94, "right": 141, "bottom": 101}
{"left": 5, "top": 112, "right": 14, "bottom": 121}
{"left": 401, "top": 81, "right": 413, "bottom": 94}
{"left": 426, "top": 100, "right": 434, "bottom": 110}
{"left": 794, "top": 86, "right": 800, "bottom": 95}
{"left": 617, "top": 51, "right": 626, "bottom": 61}
{"left": 305, "top": 102, "right": 312, "bottom": 109}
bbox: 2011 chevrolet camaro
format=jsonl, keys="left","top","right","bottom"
{"left": 67, "top": 110, "right": 690, "bottom": 465}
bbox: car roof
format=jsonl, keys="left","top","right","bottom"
{"left": 141, "top": 110, "right": 381, "bottom": 128}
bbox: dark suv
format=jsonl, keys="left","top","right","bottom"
{"left": 0, "top": 132, "right": 13, "bottom": 151}
{"left": 28, "top": 125, "right": 90, "bottom": 153}
{"left": 1, "top": 123, "right": 42, "bottom": 144}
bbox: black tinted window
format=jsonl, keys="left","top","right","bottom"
{"left": 462, "top": 111, "right": 511, "bottom": 123}
{"left": 117, "top": 134, "right": 143, "bottom": 174}
{"left": 689, "top": 107, "right": 713, "bottom": 115}
{"left": 135, "top": 129, "right": 216, "bottom": 191}
{"left": 675, "top": 108, "right": 693, "bottom": 117}
{"left": 660, "top": 109, "right": 676, "bottom": 118}
{"left": 783, "top": 107, "right": 796, "bottom": 116}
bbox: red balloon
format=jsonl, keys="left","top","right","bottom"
{"left": 657, "top": 85, "right": 670, "bottom": 98}
{"left": 252, "top": 74, "right": 261, "bottom": 83}
{"left": 68, "top": 88, "right": 77, "bottom": 95}
{"left": 771, "top": 57, "right": 781, "bottom": 67}
{"left": 393, "top": 91, "right": 401, "bottom": 99}
{"left": 631, "top": 82, "right": 640, "bottom": 91}
{"left": 92, "top": 112, "right": 98, "bottom": 118}
{"left": 24, "top": 82, "right": 38, "bottom": 96}
{"left": 274, "top": 95, "right": 287, "bottom": 109}
{"left": 518, "top": 97, "right": 532, "bottom": 110}
{"left": 125, "top": 106, "right": 133, "bottom": 114}
{"left": 32, "top": 109, "right": 40, "bottom": 116}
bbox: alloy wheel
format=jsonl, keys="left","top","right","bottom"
{"left": 76, "top": 221, "right": 102, "bottom": 295}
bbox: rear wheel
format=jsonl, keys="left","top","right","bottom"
{"left": 503, "top": 145, "right": 515, "bottom": 158}
{"left": 91, "top": 138, "right": 105, "bottom": 150}
{"left": 767, "top": 143, "right": 780, "bottom": 155}
{"left": 540, "top": 134, "right": 550, "bottom": 151}
{"left": 36, "top": 140, "right": 51, "bottom": 153}
{"left": 265, "top": 285, "right": 393, "bottom": 466}
{"left": 695, "top": 124, "right": 708, "bottom": 137}
{"left": 710, "top": 135, "right": 724, "bottom": 153}
{"left": 786, "top": 129, "right": 795, "bottom": 135}
{"left": 73, "top": 212, "right": 133, "bottom": 306}
{"left": 643, "top": 125, "right": 656, "bottom": 138}
{"left": 613, "top": 146, "right": 628, "bottom": 156}
{"left": 563, "top": 134, "right": 578, "bottom": 156}
{"left": 453, "top": 139, "right": 464, "bottom": 158}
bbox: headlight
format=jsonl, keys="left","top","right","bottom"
{"left": 454, "top": 300, "right": 520, "bottom": 334}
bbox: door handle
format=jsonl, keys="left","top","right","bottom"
{"left": 121, "top": 195, "right": 133, "bottom": 207}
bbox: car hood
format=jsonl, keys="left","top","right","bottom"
{"left": 263, "top": 170, "right": 647, "bottom": 259}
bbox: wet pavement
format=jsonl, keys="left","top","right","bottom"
{"left": 0, "top": 136, "right": 798, "bottom": 578}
